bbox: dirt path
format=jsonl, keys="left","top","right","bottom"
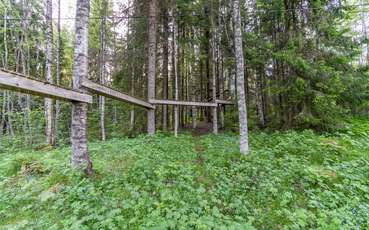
{"left": 184, "top": 122, "right": 210, "bottom": 166}
{"left": 183, "top": 122, "right": 213, "bottom": 136}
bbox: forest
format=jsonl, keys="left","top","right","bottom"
{"left": 0, "top": 0, "right": 368, "bottom": 228}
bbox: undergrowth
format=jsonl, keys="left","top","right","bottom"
{"left": 0, "top": 120, "right": 368, "bottom": 229}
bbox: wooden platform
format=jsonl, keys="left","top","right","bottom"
{"left": 0, "top": 69, "right": 93, "bottom": 103}
{"left": 82, "top": 79, "right": 155, "bottom": 109}
{"left": 149, "top": 99, "right": 218, "bottom": 107}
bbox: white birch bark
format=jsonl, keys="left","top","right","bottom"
{"left": 99, "top": 1, "right": 107, "bottom": 141}
{"left": 233, "top": 0, "right": 249, "bottom": 154}
{"left": 71, "top": 0, "right": 93, "bottom": 175}
{"left": 45, "top": 0, "right": 55, "bottom": 146}
{"left": 162, "top": 8, "right": 169, "bottom": 132}
{"left": 55, "top": 0, "right": 61, "bottom": 145}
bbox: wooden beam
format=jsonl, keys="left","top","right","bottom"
{"left": 82, "top": 79, "right": 155, "bottom": 109}
{"left": 149, "top": 99, "right": 217, "bottom": 107}
{"left": 216, "top": 99, "right": 234, "bottom": 105}
{"left": 0, "top": 69, "right": 92, "bottom": 103}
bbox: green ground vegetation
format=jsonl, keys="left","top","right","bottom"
{"left": 0, "top": 119, "right": 368, "bottom": 229}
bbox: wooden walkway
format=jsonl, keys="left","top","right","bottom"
{"left": 0, "top": 69, "right": 92, "bottom": 103}
{"left": 149, "top": 99, "right": 234, "bottom": 107}
{"left": 0, "top": 68, "right": 233, "bottom": 110}
{"left": 149, "top": 99, "right": 218, "bottom": 107}
{"left": 82, "top": 79, "right": 155, "bottom": 109}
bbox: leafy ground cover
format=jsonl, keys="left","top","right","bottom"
{"left": 0, "top": 120, "right": 368, "bottom": 229}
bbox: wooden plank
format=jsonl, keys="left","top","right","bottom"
{"left": 149, "top": 99, "right": 217, "bottom": 107}
{"left": 216, "top": 99, "right": 234, "bottom": 105}
{"left": 82, "top": 79, "right": 155, "bottom": 109}
{"left": 0, "top": 70, "right": 93, "bottom": 103}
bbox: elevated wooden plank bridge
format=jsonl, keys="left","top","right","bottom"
{"left": 82, "top": 79, "right": 155, "bottom": 109}
{"left": 0, "top": 68, "right": 234, "bottom": 139}
{"left": 149, "top": 99, "right": 218, "bottom": 107}
{"left": 0, "top": 69, "right": 92, "bottom": 103}
{"left": 0, "top": 69, "right": 234, "bottom": 108}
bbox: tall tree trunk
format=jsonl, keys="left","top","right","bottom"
{"left": 55, "top": 0, "right": 61, "bottom": 145}
{"left": 219, "top": 56, "right": 225, "bottom": 129}
{"left": 205, "top": 28, "right": 211, "bottom": 123}
{"left": 130, "top": 67, "right": 135, "bottom": 131}
{"left": 173, "top": 2, "right": 179, "bottom": 137}
{"left": 256, "top": 70, "right": 266, "bottom": 127}
{"left": 361, "top": 0, "right": 368, "bottom": 65}
{"left": 7, "top": 92, "right": 14, "bottom": 137}
{"left": 162, "top": 7, "right": 169, "bottom": 132}
{"left": 17, "top": 0, "right": 31, "bottom": 142}
{"left": 233, "top": 0, "right": 249, "bottom": 154}
{"left": 45, "top": 0, "right": 56, "bottom": 146}
{"left": 147, "top": 0, "right": 157, "bottom": 135}
{"left": 99, "top": 0, "right": 107, "bottom": 141}
{"left": 71, "top": 0, "right": 93, "bottom": 175}
{"left": 189, "top": 63, "right": 197, "bottom": 129}
{"left": 2, "top": 6, "right": 12, "bottom": 137}
{"left": 2, "top": 7, "right": 11, "bottom": 137}
{"left": 3, "top": 6, "right": 8, "bottom": 69}
{"left": 211, "top": 8, "right": 218, "bottom": 134}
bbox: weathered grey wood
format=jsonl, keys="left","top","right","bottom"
{"left": 82, "top": 79, "right": 155, "bottom": 109}
{"left": 216, "top": 99, "right": 234, "bottom": 105}
{"left": 150, "top": 99, "right": 217, "bottom": 107}
{"left": 0, "top": 69, "right": 92, "bottom": 103}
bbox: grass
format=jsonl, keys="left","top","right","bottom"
{"left": 0, "top": 120, "right": 368, "bottom": 229}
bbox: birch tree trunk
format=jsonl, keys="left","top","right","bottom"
{"left": 7, "top": 92, "right": 14, "bottom": 137}
{"left": 162, "top": 7, "right": 169, "bottom": 132}
{"left": 219, "top": 58, "right": 225, "bottom": 129}
{"left": 55, "top": 0, "right": 61, "bottom": 145}
{"left": 45, "top": 0, "right": 56, "bottom": 146}
{"left": 147, "top": 0, "right": 157, "bottom": 135}
{"left": 71, "top": 0, "right": 93, "bottom": 175}
{"left": 233, "top": 0, "right": 249, "bottom": 154}
{"left": 18, "top": 0, "right": 31, "bottom": 142}
{"left": 3, "top": 6, "right": 8, "bottom": 69}
{"left": 2, "top": 6, "right": 12, "bottom": 139}
{"left": 2, "top": 7, "right": 11, "bottom": 137}
{"left": 99, "top": 1, "right": 107, "bottom": 141}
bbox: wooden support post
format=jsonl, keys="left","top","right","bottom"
{"left": 82, "top": 79, "right": 155, "bottom": 109}
{"left": 0, "top": 69, "right": 92, "bottom": 103}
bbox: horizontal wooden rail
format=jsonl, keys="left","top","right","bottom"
{"left": 0, "top": 69, "right": 93, "bottom": 103}
{"left": 149, "top": 99, "right": 217, "bottom": 107}
{"left": 82, "top": 79, "right": 155, "bottom": 109}
{"left": 216, "top": 99, "right": 234, "bottom": 105}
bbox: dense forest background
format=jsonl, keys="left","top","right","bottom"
{"left": 1, "top": 1, "right": 369, "bottom": 228}
{"left": 0, "top": 0, "right": 368, "bottom": 147}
